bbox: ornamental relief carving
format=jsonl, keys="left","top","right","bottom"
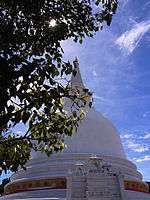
{"left": 67, "top": 156, "right": 124, "bottom": 200}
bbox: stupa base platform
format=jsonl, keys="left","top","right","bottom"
{"left": 0, "top": 189, "right": 66, "bottom": 200}
{"left": 1, "top": 190, "right": 150, "bottom": 200}
{"left": 2, "top": 154, "right": 149, "bottom": 200}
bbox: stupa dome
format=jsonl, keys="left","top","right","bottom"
{"left": 64, "top": 107, "right": 126, "bottom": 159}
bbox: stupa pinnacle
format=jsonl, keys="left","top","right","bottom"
{"left": 71, "top": 58, "right": 84, "bottom": 88}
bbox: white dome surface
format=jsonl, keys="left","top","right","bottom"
{"left": 64, "top": 108, "right": 126, "bottom": 159}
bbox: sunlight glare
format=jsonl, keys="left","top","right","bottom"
{"left": 49, "top": 19, "right": 56, "bottom": 27}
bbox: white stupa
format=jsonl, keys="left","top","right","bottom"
{"left": 2, "top": 59, "right": 150, "bottom": 200}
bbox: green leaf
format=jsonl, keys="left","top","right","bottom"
{"left": 0, "top": 0, "right": 118, "bottom": 173}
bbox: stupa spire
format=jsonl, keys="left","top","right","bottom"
{"left": 71, "top": 58, "right": 84, "bottom": 88}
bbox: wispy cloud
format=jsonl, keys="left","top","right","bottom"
{"left": 120, "top": 134, "right": 133, "bottom": 139}
{"left": 127, "top": 140, "right": 149, "bottom": 152}
{"left": 115, "top": 20, "right": 150, "bottom": 53}
{"left": 140, "top": 133, "right": 150, "bottom": 139}
{"left": 121, "top": 0, "right": 130, "bottom": 8}
{"left": 143, "top": 110, "right": 150, "bottom": 118}
{"left": 143, "top": 1, "right": 150, "bottom": 11}
{"left": 92, "top": 69, "right": 98, "bottom": 77}
{"left": 133, "top": 155, "right": 150, "bottom": 163}
{"left": 93, "top": 94, "right": 112, "bottom": 105}
{"left": 122, "top": 135, "right": 149, "bottom": 153}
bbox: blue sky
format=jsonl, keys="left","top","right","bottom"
{"left": 1, "top": 0, "right": 150, "bottom": 183}
{"left": 62, "top": 0, "right": 150, "bottom": 181}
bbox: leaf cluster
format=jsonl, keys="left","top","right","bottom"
{"left": 0, "top": 0, "right": 118, "bottom": 174}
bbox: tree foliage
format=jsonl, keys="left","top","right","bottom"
{"left": 0, "top": 0, "right": 118, "bottom": 175}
